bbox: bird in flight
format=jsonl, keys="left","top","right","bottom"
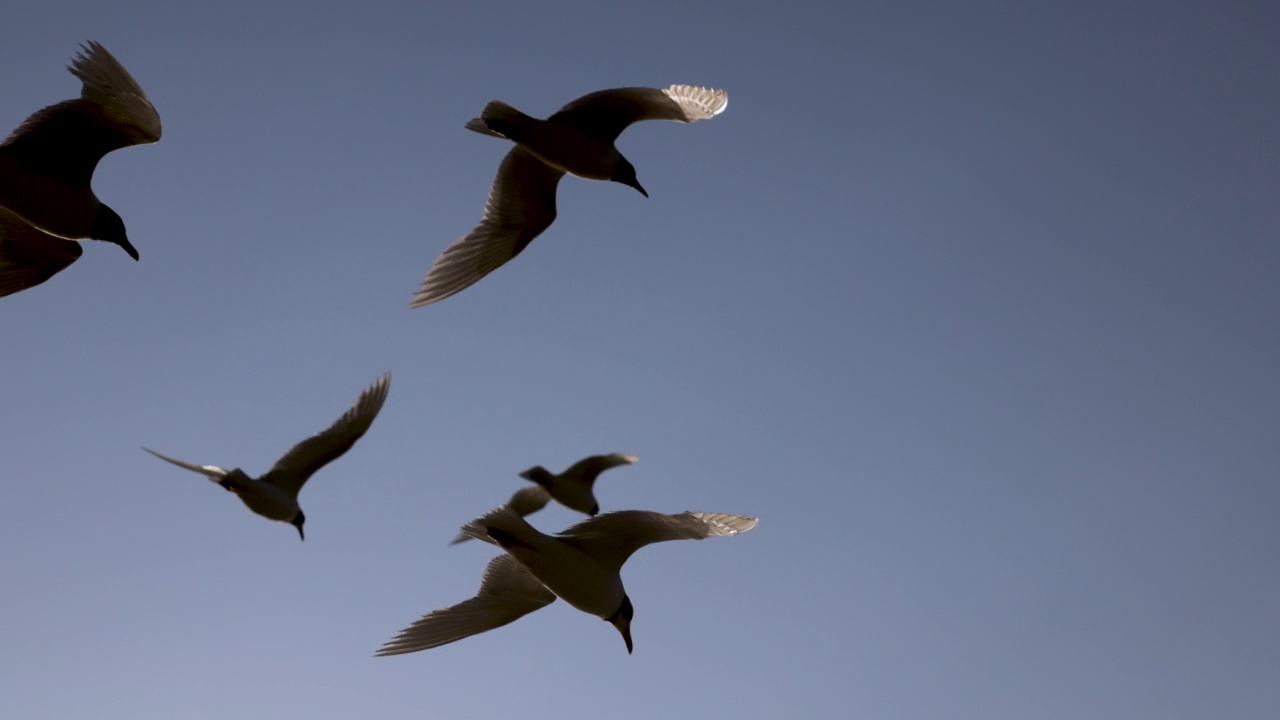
{"left": 142, "top": 373, "right": 391, "bottom": 541}
{"left": 378, "top": 505, "right": 757, "bottom": 655}
{"left": 0, "top": 41, "right": 161, "bottom": 271}
{"left": 410, "top": 84, "right": 728, "bottom": 308}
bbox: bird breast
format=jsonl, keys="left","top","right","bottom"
{"left": 517, "top": 124, "right": 620, "bottom": 181}
{"left": 0, "top": 156, "right": 99, "bottom": 239}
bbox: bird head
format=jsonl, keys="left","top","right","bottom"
{"left": 605, "top": 595, "right": 634, "bottom": 654}
{"left": 519, "top": 466, "right": 555, "bottom": 488}
{"left": 90, "top": 205, "right": 139, "bottom": 260}
{"left": 610, "top": 158, "right": 647, "bottom": 198}
{"left": 291, "top": 510, "right": 306, "bottom": 541}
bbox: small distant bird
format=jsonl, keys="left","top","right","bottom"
{"left": 377, "top": 505, "right": 757, "bottom": 656}
{"left": 142, "top": 373, "right": 391, "bottom": 541}
{"left": 448, "top": 453, "right": 638, "bottom": 544}
{"left": 0, "top": 206, "right": 84, "bottom": 298}
{"left": 0, "top": 41, "right": 161, "bottom": 265}
{"left": 410, "top": 84, "right": 728, "bottom": 308}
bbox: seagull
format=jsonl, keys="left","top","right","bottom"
{"left": 448, "top": 453, "right": 638, "bottom": 544}
{"left": 142, "top": 373, "right": 391, "bottom": 540}
{"left": 378, "top": 505, "right": 757, "bottom": 655}
{"left": 0, "top": 41, "right": 161, "bottom": 263}
{"left": 410, "top": 84, "right": 728, "bottom": 308}
{"left": 0, "top": 206, "right": 84, "bottom": 298}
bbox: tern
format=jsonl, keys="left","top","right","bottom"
{"left": 378, "top": 505, "right": 757, "bottom": 655}
{"left": 142, "top": 373, "right": 391, "bottom": 540}
{"left": 0, "top": 41, "right": 161, "bottom": 263}
{"left": 449, "top": 453, "right": 638, "bottom": 544}
{"left": 410, "top": 84, "right": 728, "bottom": 307}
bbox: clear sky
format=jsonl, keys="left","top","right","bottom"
{"left": 2, "top": 1, "right": 1278, "bottom": 718}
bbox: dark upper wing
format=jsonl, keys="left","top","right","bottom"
{"left": 557, "top": 510, "right": 758, "bottom": 572}
{"left": 547, "top": 85, "right": 728, "bottom": 141}
{"left": 563, "top": 453, "right": 638, "bottom": 487}
{"left": 1, "top": 42, "right": 161, "bottom": 187}
{"left": 375, "top": 554, "right": 556, "bottom": 655}
{"left": 260, "top": 373, "right": 391, "bottom": 496}
{"left": 410, "top": 147, "right": 563, "bottom": 308}
{"left": 0, "top": 207, "right": 82, "bottom": 298}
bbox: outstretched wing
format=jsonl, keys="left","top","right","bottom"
{"left": 563, "top": 453, "right": 638, "bottom": 487}
{"left": 557, "top": 510, "right": 758, "bottom": 572}
{"left": 260, "top": 372, "right": 391, "bottom": 496}
{"left": 0, "top": 208, "right": 82, "bottom": 298}
{"left": 144, "top": 448, "right": 239, "bottom": 481}
{"left": 410, "top": 147, "right": 563, "bottom": 308}
{"left": 2, "top": 42, "right": 161, "bottom": 186}
{"left": 375, "top": 554, "right": 556, "bottom": 656}
{"left": 547, "top": 85, "right": 728, "bottom": 141}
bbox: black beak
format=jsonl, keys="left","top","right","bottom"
{"left": 295, "top": 524, "right": 305, "bottom": 541}
{"left": 627, "top": 179, "right": 649, "bottom": 198}
{"left": 117, "top": 238, "right": 140, "bottom": 261}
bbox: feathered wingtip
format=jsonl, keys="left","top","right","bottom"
{"left": 69, "top": 41, "right": 162, "bottom": 142}
{"left": 661, "top": 85, "right": 729, "bottom": 121}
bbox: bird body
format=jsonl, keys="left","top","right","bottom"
{"left": 143, "top": 373, "right": 391, "bottom": 540}
{"left": 378, "top": 505, "right": 757, "bottom": 656}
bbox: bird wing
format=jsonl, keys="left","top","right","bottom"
{"left": 375, "top": 553, "right": 556, "bottom": 655}
{"left": 1, "top": 42, "right": 160, "bottom": 186}
{"left": 448, "top": 486, "right": 551, "bottom": 545}
{"left": 0, "top": 208, "right": 82, "bottom": 298}
{"left": 141, "top": 447, "right": 242, "bottom": 485}
{"left": 260, "top": 373, "right": 391, "bottom": 496}
{"left": 410, "top": 147, "right": 563, "bottom": 308}
{"left": 563, "top": 453, "right": 639, "bottom": 487}
{"left": 557, "top": 510, "right": 758, "bottom": 572}
{"left": 546, "top": 85, "right": 728, "bottom": 141}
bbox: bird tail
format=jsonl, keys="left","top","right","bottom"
{"left": 458, "top": 505, "right": 540, "bottom": 548}
{"left": 465, "top": 101, "right": 537, "bottom": 141}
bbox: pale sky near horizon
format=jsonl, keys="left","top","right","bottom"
{"left": 2, "top": 1, "right": 1278, "bottom": 718}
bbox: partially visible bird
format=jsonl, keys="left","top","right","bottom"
{"left": 410, "top": 84, "right": 728, "bottom": 308}
{"left": 0, "top": 41, "right": 161, "bottom": 263}
{"left": 378, "top": 505, "right": 758, "bottom": 656}
{"left": 0, "top": 206, "right": 83, "bottom": 298}
{"left": 142, "top": 373, "right": 391, "bottom": 541}
{"left": 447, "top": 453, "right": 638, "bottom": 545}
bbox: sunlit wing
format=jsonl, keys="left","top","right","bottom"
{"left": 557, "top": 510, "right": 758, "bottom": 572}
{"left": 410, "top": 147, "right": 563, "bottom": 308}
{"left": 2, "top": 42, "right": 160, "bottom": 186}
{"left": 547, "top": 85, "right": 728, "bottom": 141}
{"left": 375, "top": 554, "right": 556, "bottom": 655}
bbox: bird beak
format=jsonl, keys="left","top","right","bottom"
{"left": 627, "top": 179, "right": 649, "bottom": 198}
{"left": 117, "top": 237, "right": 140, "bottom": 261}
{"left": 611, "top": 617, "right": 633, "bottom": 654}
{"left": 296, "top": 524, "right": 305, "bottom": 541}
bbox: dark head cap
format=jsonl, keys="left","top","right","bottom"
{"left": 292, "top": 510, "right": 306, "bottom": 541}
{"left": 610, "top": 158, "right": 647, "bottom": 198}
{"left": 90, "top": 205, "right": 139, "bottom": 260}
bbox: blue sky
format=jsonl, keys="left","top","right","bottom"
{"left": 3, "top": 1, "right": 1278, "bottom": 718}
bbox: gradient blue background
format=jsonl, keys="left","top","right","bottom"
{"left": 3, "top": 1, "right": 1278, "bottom": 718}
